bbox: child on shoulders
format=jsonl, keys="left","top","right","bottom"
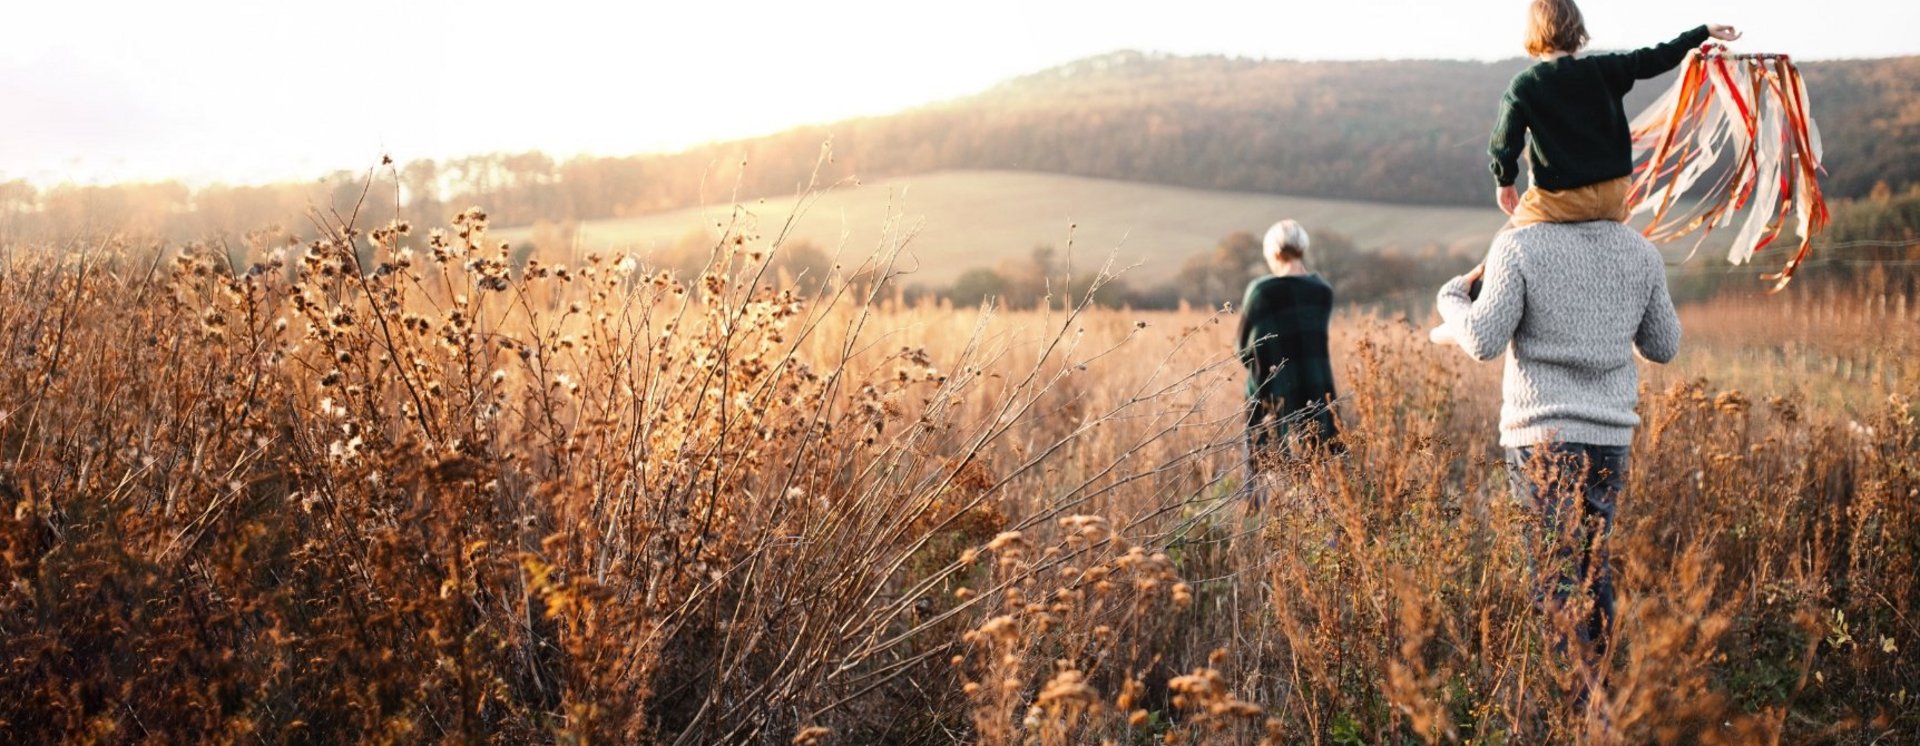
{"left": 1491, "top": 0, "right": 1741, "bottom": 227}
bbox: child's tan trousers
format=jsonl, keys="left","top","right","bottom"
{"left": 1510, "top": 176, "right": 1631, "bottom": 227}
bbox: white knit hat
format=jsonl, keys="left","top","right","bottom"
{"left": 1263, "top": 219, "right": 1310, "bottom": 261}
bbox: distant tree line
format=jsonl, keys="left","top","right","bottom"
{"left": 914, "top": 229, "right": 1479, "bottom": 313}
{"left": 1786, "top": 183, "right": 1920, "bottom": 297}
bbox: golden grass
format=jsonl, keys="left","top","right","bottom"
{"left": 0, "top": 205, "right": 1913, "bottom": 744}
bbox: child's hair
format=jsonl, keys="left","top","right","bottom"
{"left": 1525, "top": 0, "right": 1589, "bottom": 57}
{"left": 1263, "top": 219, "right": 1310, "bottom": 262}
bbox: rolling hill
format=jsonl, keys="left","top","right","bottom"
{"left": 493, "top": 169, "right": 1509, "bottom": 286}
{"left": 12, "top": 49, "right": 1913, "bottom": 281}
{"left": 456, "top": 51, "right": 1920, "bottom": 231}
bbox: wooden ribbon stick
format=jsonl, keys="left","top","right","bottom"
{"left": 1627, "top": 44, "right": 1829, "bottom": 291}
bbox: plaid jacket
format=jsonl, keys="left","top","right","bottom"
{"left": 1237, "top": 273, "right": 1338, "bottom": 442}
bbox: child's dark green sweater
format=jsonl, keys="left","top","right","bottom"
{"left": 1489, "top": 25, "right": 1712, "bottom": 191}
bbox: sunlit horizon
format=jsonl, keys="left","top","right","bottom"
{"left": 7, "top": 0, "right": 1918, "bottom": 188}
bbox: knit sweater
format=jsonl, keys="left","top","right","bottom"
{"left": 1490, "top": 25, "right": 1713, "bottom": 190}
{"left": 1436, "top": 222, "right": 1681, "bottom": 447}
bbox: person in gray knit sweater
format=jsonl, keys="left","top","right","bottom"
{"left": 1435, "top": 219, "right": 1680, "bottom": 673}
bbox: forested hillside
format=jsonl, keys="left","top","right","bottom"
{"left": 5, "top": 51, "right": 1917, "bottom": 241}
{"left": 451, "top": 51, "right": 1920, "bottom": 226}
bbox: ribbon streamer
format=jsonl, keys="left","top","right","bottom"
{"left": 1626, "top": 44, "right": 1829, "bottom": 291}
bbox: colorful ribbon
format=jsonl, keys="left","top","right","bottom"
{"left": 1626, "top": 44, "right": 1829, "bottom": 291}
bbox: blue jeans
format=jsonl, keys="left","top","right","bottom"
{"left": 1505, "top": 443, "right": 1628, "bottom": 657}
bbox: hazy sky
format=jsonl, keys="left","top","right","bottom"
{"left": 6, "top": 0, "right": 1916, "bottom": 186}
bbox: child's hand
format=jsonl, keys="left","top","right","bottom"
{"left": 1496, "top": 185, "right": 1519, "bottom": 216}
{"left": 1707, "top": 24, "right": 1741, "bottom": 42}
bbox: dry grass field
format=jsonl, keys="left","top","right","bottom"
{"left": 0, "top": 204, "right": 1913, "bottom": 744}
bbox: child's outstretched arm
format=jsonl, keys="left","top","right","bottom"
{"left": 1614, "top": 25, "right": 1716, "bottom": 80}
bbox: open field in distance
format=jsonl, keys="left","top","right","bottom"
{"left": 493, "top": 170, "right": 1512, "bottom": 285}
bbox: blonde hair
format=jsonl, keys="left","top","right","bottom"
{"left": 1262, "top": 220, "right": 1310, "bottom": 264}
{"left": 1525, "top": 0, "right": 1589, "bottom": 57}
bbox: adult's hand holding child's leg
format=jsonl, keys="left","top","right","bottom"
{"left": 1429, "top": 263, "right": 1486, "bottom": 345}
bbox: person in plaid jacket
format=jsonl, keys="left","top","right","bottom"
{"left": 1238, "top": 219, "right": 1341, "bottom": 481}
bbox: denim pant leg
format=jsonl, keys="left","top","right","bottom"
{"left": 1505, "top": 443, "right": 1628, "bottom": 652}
